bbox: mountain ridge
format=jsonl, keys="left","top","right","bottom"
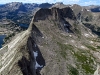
{"left": 0, "top": 3, "right": 100, "bottom": 75}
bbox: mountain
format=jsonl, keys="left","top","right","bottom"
{"left": 38, "top": 3, "right": 53, "bottom": 8}
{"left": 83, "top": 5, "right": 100, "bottom": 12}
{"left": 91, "top": 7, "right": 100, "bottom": 12}
{"left": 1, "top": 4, "right": 100, "bottom": 75}
{"left": 0, "top": 2, "right": 27, "bottom": 18}
{"left": 0, "top": 2, "right": 31, "bottom": 34}
{"left": 0, "top": 2, "right": 53, "bottom": 39}
{"left": 0, "top": 2, "right": 32, "bottom": 26}
{"left": 0, "top": 2, "right": 53, "bottom": 31}
{"left": 1, "top": 2, "right": 100, "bottom": 75}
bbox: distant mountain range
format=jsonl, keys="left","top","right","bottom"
{"left": 0, "top": 2, "right": 100, "bottom": 21}
{"left": 1, "top": 2, "right": 100, "bottom": 75}
{"left": 0, "top": 2, "right": 54, "bottom": 24}
{"left": 0, "top": 2, "right": 100, "bottom": 33}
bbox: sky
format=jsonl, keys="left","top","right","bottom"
{"left": 0, "top": 0, "right": 100, "bottom": 6}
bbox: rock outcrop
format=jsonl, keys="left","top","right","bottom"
{"left": 34, "top": 7, "right": 76, "bottom": 21}
{"left": 94, "top": 65, "right": 100, "bottom": 75}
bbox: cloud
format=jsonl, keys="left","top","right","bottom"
{"left": 48, "top": 0, "right": 80, "bottom": 4}
{"left": 0, "top": 0, "right": 47, "bottom": 3}
{"left": 84, "top": 1, "right": 97, "bottom": 5}
{"left": 0, "top": 0, "right": 100, "bottom": 5}
{"left": 0, "top": 0, "right": 80, "bottom": 4}
{"left": 61, "top": 0, "right": 80, "bottom": 5}
{"left": 80, "top": 0, "right": 100, "bottom": 6}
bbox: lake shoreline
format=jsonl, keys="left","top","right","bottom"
{"left": 0, "top": 35, "right": 6, "bottom": 48}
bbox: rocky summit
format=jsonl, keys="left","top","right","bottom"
{"left": 0, "top": 3, "right": 100, "bottom": 75}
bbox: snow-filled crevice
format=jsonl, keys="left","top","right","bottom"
{"left": 18, "top": 37, "right": 45, "bottom": 75}
{"left": 29, "top": 37, "right": 45, "bottom": 75}
{"left": 31, "top": 39, "right": 45, "bottom": 75}
{"left": 33, "top": 51, "right": 43, "bottom": 70}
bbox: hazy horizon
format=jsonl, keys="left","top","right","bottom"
{"left": 0, "top": 0, "right": 100, "bottom": 6}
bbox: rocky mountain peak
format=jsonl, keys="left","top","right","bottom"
{"left": 55, "top": 2, "right": 63, "bottom": 5}
{"left": 33, "top": 7, "right": 76, "bottom": 22}
{"left": 0, "top": 2, "right": 26, "bottom": 13}
{"left": 6, "top": 2, "right": 22, "bottom": 7}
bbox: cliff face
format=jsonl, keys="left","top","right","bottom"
{"left": 0, "top": 7, "right": 100, "bottom": 75}
{"left": 33, "top": 7, "right": 76, "bottom": 33}
{"left": 34, "top": 7, "right": 76, "bottom": 21}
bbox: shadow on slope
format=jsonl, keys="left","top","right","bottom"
{"left": 18, "top": 24, "right": 45, "bottom": 75}
{"left": 83, "top": 23, "right": 100, "bottom": 36}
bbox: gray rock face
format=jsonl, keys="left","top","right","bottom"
{"left": 34, "top": 7, "right": 76, "bottom": 21}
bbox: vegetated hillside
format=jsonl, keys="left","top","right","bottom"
{"left": 0, "top": 4, "right": 100, "bottom": 75}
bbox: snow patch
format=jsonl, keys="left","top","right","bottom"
{"left": 35, "top": 61, "right": 43, "bottom": 69}
{"left": 33, "top": 51, "right": 43, "bottom": 69}
{"left": 81, "top": 8, "right": 83, "bottom": 11}
{"left": 33, "top": 51, "right": 38, "bottom": 59}
{"left": 69, "top": 35, "right": 72, "bottom": 37}
{"left": 42, "top": 36, "right": 44, "bottom": 38}
{"left": 71, "top": 40, "right": 75, "bottom": 43}
{"left": 87, "top": 9, "right": 90, "bottom": 11}
{"left": 81, "top": 45, "right": 85, "bottom": 49}
{"left": 90, "top": 41, "right": 93, "bottom": 44}
{"left": 84, "top": 33, "right": 89, "bottom": 37}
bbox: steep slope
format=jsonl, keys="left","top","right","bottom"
{"left": 70, "top": 4, "right": 92, "bottom": 22}
{"left": 0, "top": 30, "right": 30, "bottom": 75}
{"left": 0, "top": 6, "right": 100, "bottom": 75}
{"left": 30, "top": 7, "right": 98, "bottom": 75}
{"left": 84, "top": 5, "right": 100, "bottom": 12}
{"left": 70, "top": 4, "right": 100, "bottom": 37}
